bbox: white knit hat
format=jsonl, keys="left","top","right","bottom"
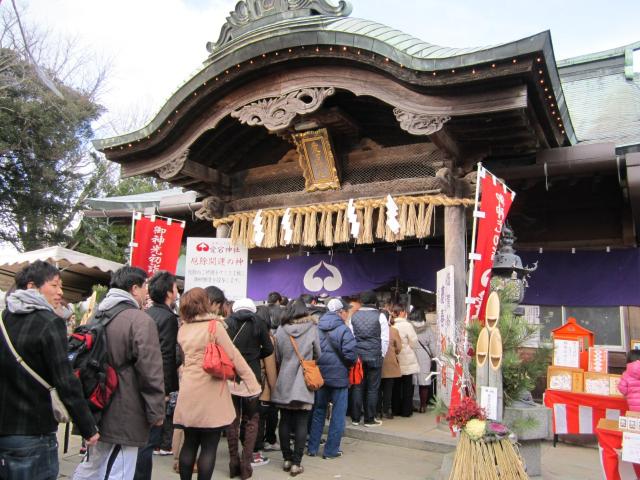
{"left": 327, "top": 298, "right": 351, "bottom": 313}
{"left": 232, "top": 297, "right": 257, "bottom": 313}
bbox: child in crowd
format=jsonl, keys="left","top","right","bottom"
{"left": 618, "top": 349, "right": 640, "bottom": 478}
{"left": 619, "top": 350, "right": 640, "bottom": 410}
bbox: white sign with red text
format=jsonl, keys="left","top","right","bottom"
{"left": 184, "top": 237, "right": 248, "bottom": 300}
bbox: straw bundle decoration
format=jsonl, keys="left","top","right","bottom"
{"left": 264, "top": 212, "right": 279, "bottom": 248}
{"left": 361, "top": 205, "right": 374, "bottom": 244}
{"left": 292, "top": 212, "right": 303, "bottom": 245}
{"left": 212, "top": 194, "right": 474, "bottom": 248}
{"left": 333, "top": 209, "right": 344, "bottom": 244}
{"left": 317, "top": 211, "right": 327, "bottom": 244}
{"left": 340, "top": 208, "right": 350, "bottom": 243}
{"left": 375, "top": 205, "right": 386, "bottom": 240}
{"left": 397, "top": 202, "right": 408, "bottom": 241}
{"left": 448, "top": 431, "right": 528, "bottom": 480}
{"left": 406, "top": 202, "right": 417, "bottom": 237}
{"left": 355, "top": 209, "right": 365, "bottom": 245}
{"left": 323, "top": 211, "right": 334, "bottom": 247}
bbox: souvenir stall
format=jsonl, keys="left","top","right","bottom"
{"left": 544, "top": 318, "right": 627, "bottom": 441}
{"left": 542, "top": 316, "right": 632, "bottom": 480}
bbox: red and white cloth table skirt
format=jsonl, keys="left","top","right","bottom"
{"left": 596, "top": 419, "right": 640, "bottom": 480}
{"left": 544, "top": 390, "right": 627, "bottom": 435}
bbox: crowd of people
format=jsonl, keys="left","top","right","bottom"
{"left": 0, "top": 261, "right": 437, "bottom": 480}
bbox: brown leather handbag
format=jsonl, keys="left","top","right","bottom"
{"left": 289, "top": 335, "right": 324, "bottom": 391}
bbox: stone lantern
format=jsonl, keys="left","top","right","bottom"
{"left": 491, "top": 223, "right": 537, "bottom": 312}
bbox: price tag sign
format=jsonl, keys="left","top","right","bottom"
{"left": 622, "top": 431, "right": 640, "bottom": 463}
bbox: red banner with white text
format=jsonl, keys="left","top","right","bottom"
{"left": 467, "top": 169, "right": 514, "bottom": 323}
{"left": 130, "top": 216, "right": 185, "bottom": 275}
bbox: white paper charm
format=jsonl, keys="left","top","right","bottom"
{"left": 282, "top": 208, "right": 293, "bottom": 245}
{"left": 385, "top": 194, "right": 400, "bottom": 234}
{"left": 347, "top": 199, "right": 360, "bottom": 238}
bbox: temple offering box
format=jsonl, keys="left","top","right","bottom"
{"left": 551, "top": 317, "right": 594, "bottom": 371}
{"left": 547, "top": 366, "right": 584, "bottom": 392}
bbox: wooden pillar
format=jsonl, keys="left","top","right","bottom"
{"left": 439, "top": 191, "right": 467, "bottom": 405}
{"left": 444, "top": 203, "right": 467, "bottom": 334}
{"left": 216, "top": 224, "right": 230, "bottom": 238}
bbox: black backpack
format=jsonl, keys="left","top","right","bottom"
{"left": 67, "top": 302, "right": 134, "bottom": 420}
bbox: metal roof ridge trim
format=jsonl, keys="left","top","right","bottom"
{"left": 557, "top": 40, "right": 640, "bottom": 68}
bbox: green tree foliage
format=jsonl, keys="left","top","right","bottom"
{"left": 467, "top": 286, "right": 551, "bottom": 405}
{"left": 0, "top": 9, "right": 106, "bottom": 251}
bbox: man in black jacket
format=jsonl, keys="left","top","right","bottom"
{"left": 134, "top": 271, "right": 179, "bottom": 480}
{"left": 256, "top": 291, "right": 285, "bottom": 332}
{"left": 0, "top": 261, "right": 100, "bottom": 478}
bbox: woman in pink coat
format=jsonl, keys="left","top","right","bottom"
{"left": 618, "top": 351, "right": 640, "bottom": 410}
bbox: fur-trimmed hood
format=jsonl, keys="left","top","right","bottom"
{"left": 281, "top": 315, "right": 316, "bottom": 338}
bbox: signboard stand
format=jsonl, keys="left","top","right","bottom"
{"left": 184, "top": 238, "right": 248, "bottom": 300}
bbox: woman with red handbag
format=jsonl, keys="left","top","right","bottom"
{"left": 173, "top": 288, "right": 260, "bottom": 480}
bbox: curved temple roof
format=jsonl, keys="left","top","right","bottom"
{"left": 94, "top": 0, "right": 574, "bottom": 150}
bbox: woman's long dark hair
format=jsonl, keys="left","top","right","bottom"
{"left": 281, "top": 300, "right": 308, "bottom": 325}
{"left": 408, "top": 307, "right": 426, "bottom": 323}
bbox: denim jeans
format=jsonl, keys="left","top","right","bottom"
{"left": 350, "top": 356, "right": 382, "bottom": 423}
{"left": 133, "top": 425, "right": 163, "bottom": 480}
{"left": 0, "top": 433, "right": 58, "bottom": 480}
{"left": 308, "top": 386, "right": 348, "bottom": 457}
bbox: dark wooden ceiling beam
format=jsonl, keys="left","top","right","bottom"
{"left": 228, "top": 176, "right": 451, "bottom": 212}
{"left": 116, "top": 65, "right": 529, "bottom": 177}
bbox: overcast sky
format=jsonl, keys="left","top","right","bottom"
{"left": 19, "top": 0, "right": 640, "bottom": 137}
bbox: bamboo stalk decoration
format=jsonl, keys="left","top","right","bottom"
{"left": 212, "top": 194, "right": 474, "bottom": 248}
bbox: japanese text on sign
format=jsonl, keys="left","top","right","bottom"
{"left": 184, "top": 237, "right": 248, "bottom": 300}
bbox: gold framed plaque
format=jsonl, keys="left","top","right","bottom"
{"left": 292, "top": 128, "right": 340, "bottom": 192}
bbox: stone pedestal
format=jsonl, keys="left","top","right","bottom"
{"left": 503, "top": 404, "right": 551, "bottom": 477}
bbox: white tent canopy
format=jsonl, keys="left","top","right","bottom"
{"left": 0, "top": 246, "right": 123, "bottom": 302}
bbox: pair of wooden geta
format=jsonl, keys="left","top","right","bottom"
{"left": 475, "top": 292, "right": 502, "bottom": 370}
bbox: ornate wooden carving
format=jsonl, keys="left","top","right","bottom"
{"left": 292, "top": 128, "right": 340, "bottom": 192}
{"left": 117, "top": 66, "right": 528, "bottom": 177}
{"left": 231, "top": 87, "right": 335, "bottom": 131}
{"left": 393, "top": 108, "right": 451, "bottom": 136}
{"left": 195, "top": 196, "right": 224, "bottom": 221}
{"left": 155, "top": 150, "right": 189, "bottom": 179}
{"left": 209, "top": 0, "right": 352, "bottom": 51}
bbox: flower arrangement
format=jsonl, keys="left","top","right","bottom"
{"left": 446, "top": 396, "right": 512, "bottom": 443}
{"left": 446, "top": 396, "right": 486, "bottom": 430}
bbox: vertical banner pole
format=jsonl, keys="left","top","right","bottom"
{"left": 464, "top": 162, "right": 483, "bottom": 328}
{"left": 129, "top": 210, "right": 137, "bottom": 266}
